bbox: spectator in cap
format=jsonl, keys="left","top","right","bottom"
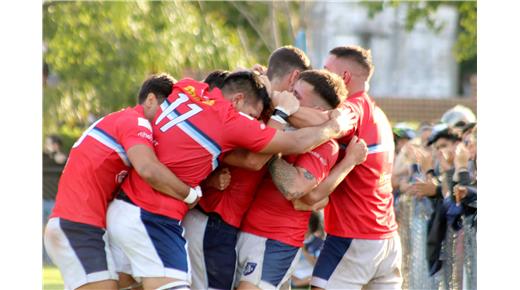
{"left": 440, "top": 105, "right": 476, "bottom": 128}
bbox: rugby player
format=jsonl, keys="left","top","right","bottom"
{"left": 106, "top": 71, "right": 353, "bottom": 290}
{"left": 290, "top": 46, "right": 401, "bottom": 290}
{"left": 235, "top": 69, "right": 368, "bottom": 290}
{"left": 182, "top": 46, "right": 312, "bottom": 290}
{"left": 43, "top": 74, "right": 200, "bottom": 290}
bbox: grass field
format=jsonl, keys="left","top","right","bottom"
{"left": 43, "top": 266, "right": 64, "bottom": 290}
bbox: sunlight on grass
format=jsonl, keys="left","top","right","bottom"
{"left": 43, "top": 266, "right": 64, "bottom": 290}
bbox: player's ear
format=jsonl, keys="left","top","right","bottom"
{"left": 231, "top": 93, "right": 245, "bottom": 107}
{"left": 288, "top": 70, "right": 300, "bottom": 90}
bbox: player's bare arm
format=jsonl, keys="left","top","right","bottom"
{"left": 292, "top": 196, "right": 330, "bottom": 212}
{"left": 126, "top": 144, "right": 191, "bottom": 201}
{"left": 259, "top": 110, "right": 350, "bottom": 155}
{"left": 289, "top": 106, "right": 330, "bottom": 128}
{"left": 297, "top": 136, "right": 367, "bottom": 206}
{"left": 269, "top": 156, "right": 318, "bottom": 201}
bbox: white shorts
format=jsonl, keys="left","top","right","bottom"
{"left": 182, "top": 208, "right": 240, "bottom": 290}
{"left": 106, "top": 195, "right": 191, "bottom": 285}
{"left": 311, "top": 233, "right": 403, "bottom": 290}
{"left": 235, "top": 232, "right": 301, "bottom": 290}
{"left": 44, "top": 217, "right": 118, "bottom": 290}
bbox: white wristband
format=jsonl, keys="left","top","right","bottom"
{"left": 183, "top": 186, "right": 202, "bottom": 204}
{"left": 270, "top": 114, "right": 287, "bottom": 125}
{"left": 274, "top": 106, "right": 291, "bottom": 116}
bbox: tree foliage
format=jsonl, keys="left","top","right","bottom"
{"left": 364, "top": 0, "right": 477, "bottom": 62}
{"left": 43, "top": 1, "right": 256, "bottom": 150}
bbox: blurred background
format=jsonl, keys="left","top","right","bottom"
{"left": 43, "top": 0, "right": 476, "bottom": 150}
{"left": 42, "top": 1, "right": 477, "bottom": 289}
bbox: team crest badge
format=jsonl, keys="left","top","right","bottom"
{"left": 244, "top": 262, "right": 257, "bottom": 276}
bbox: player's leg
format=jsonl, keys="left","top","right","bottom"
{"left": 202, "top": 212, "right": 240, "bottom": 290}
{"left": 311, "top": 235, "right": 377, "bottom": 290}
{"left": 181, "top": 208, "right": 210, "bottom": 289}
{"left": 236, "top": 232, "right": 300, "bottom": 290}
{"left": 235, "top": 232, "right": 267, "bottom": 290}
{"left": 43, "top": 217, "right": 118, "bottom": 290}
{"left": 363, "top": 233, "right": 403, "bottom": 290}
{"left": 106, "top": 194, "right": 191, "bottom": 290}
{"left": 111, "top": 241, "right": 143, "bottom": 290}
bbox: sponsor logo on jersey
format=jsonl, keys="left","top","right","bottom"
{"left": 181, "top": 85, "right": 215, "bottom": 106}
{"left": 309, "top": 151, "right": 327, "bottom": 166}
{"left": 244, "top": 262, "right": 257, "bottom": 276}
{"left": 137, "top": 131, "right": 153, "bottom": 141}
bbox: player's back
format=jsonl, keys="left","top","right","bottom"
{"left": 52, "top": 106, "right": 152, "bottom": 228}
{"left": 326, "top": 92, "right": 396, "bottom": 239}
{"left": 122, "top": 78, "right": 276, "bottom": 221}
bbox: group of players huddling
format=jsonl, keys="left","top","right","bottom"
{"left": 44, "top": 45, "right": 402, "bottom": 290}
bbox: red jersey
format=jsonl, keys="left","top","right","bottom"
{"left": 51, "top": 105, "right": 154, "bottom": 228}
{"left": 325, "top": 91, "right": 397, "bottom": 239}
{"left": 241, "top": 141, "right": 339, "bottom": 247}
{"left": 122, "top": 79, "right": 277, "bottom": 220}
{"left": 198, "top": 166, "right": 267, "bottom": 228}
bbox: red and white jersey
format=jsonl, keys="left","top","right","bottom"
{"left": 122, "top": 78, "right": 277, "bottom": 220}
{"left": 241, "top": 141, "right": 339, "bottom": 247}
{"left": 198, "top": 166, "right": 267, "bottom": 228}
{"left": 51, "top": 105, "right": 154, "bottom": 228}
{"left": 325, "top": 91, "right": 397, "bottom": 239}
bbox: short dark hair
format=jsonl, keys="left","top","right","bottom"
{"left": 297, "top": 69, "right": 347, "bottom": 109}
{"left": 427, "top": 128, "right": 462, "bottom": 146}
{"left": 221, "top": 71, "right": 269, "bottom": 108}
{"left": 203, "top": 70, "right": 230, "bottom": 90}
{"left": 138, "top": 73, "right": 177, "bottom": 104}
{"left": 266, "top": 45, "right": 311, "bottom": 81}
{"left": 329, "top": 45, "right": 374, "bottom": 76}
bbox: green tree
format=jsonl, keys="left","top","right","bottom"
{"left": 43, "top": 1, "right": 255, "bottom": 150}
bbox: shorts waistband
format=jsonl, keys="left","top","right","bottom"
{"left": 116, "top": 190, "right": 135, "bottom": 206}
{"left": 195, "top": 205, "right": 239, "bottom": 231}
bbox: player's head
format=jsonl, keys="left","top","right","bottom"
{"left": 293, "top": 69, "right": 347, "bottom": 111}
{"left": 221, "top": 71, "right": 269, "bottom": 120}
{"left": 203, "top": 70, "right": 230, "bottom": 91}
{"left": 138, "top": 73, "right": 177, "bottom": 121}
{"left": 266, "top": 45, "right": 311, "bottom": 92}
{"left": 324, "top": 45, "right": 374, "bottom": 88}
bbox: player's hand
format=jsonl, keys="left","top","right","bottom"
{"left": 216, "top": 168, "right": 231, "bottom": 190}
{"left": 258, "top": 74, "right": 273, "bottom": 99}
{"left": 292, "top": 198, "right": 314, "bottom": 211}
{"left": 454, "top": 142, "right": 470, "bottom": 169}
{"left": 272, "top": 91, "right": 300, "bottom": 115}
{"left": 205, "top": 167, "right": 232, "bottom": 191}
{"left": 326, "top": 108, "right": 356, "bottom": 138}
{"left": 344, "top": 136, "right": 368, "bottom": 165}
{"left": 251, "top": 64, "right": 267, "bottom": 75}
